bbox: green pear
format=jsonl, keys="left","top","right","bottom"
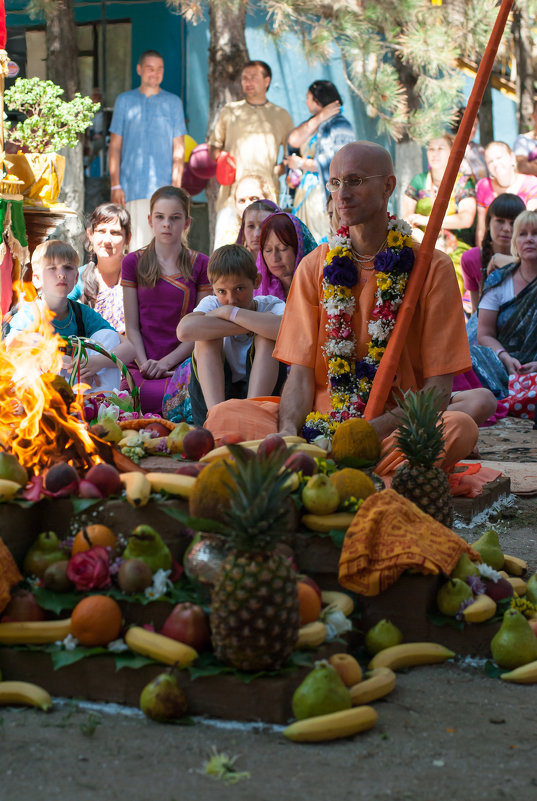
{"left": 491, "top": 609, "right": 537, "bottom": 669}
{"left": 95, "top": 416, "right": 123, "bottom": 444}
{"left": 436, "top": 578, "right": 473, "bottom": 617}
{"left": 471, "top": 529, "right": 504, "bottom": 570}
{"left": 301, "top": 474, "right": 340, "bottom": 515}
{"left": 122, "top": 525, "right": 172, "bottom": 574}
{"left": 140, "top": 672, "right": 188, "bottom": 721}
{"left": 0, "top": 452, "right": 28, "bottom": 487}
{"left": 166, "top": 422, "right": 192, "bottom": 454}
{"left": 365, "top": 619, "right": 403, "bottom": 655}
{"left": 525, "top": 573, "right": 537, "bottom": 606}
{"left": 292, "top": 660, "right": 351, "bottom": 720}
{"left": 23, "top": 531, "right": 65, "bottom": 578}
{"left": 451, "top": 553, "right": 480, "bottom": 581}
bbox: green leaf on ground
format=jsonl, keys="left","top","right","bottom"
{"left": 427, "top": 611, "right": 465, "bottom": 630}
{"left": 484, "top": 660, "right": 507, "bottom": 679}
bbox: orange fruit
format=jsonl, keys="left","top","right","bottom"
{"left": 70, "top": 595, "right": 123, "bottom": 646}
{"left": 297, "top": 581, "right": 322, "bottom": 626}
{"left": 72, "top": 524, "right": 117, "bottom": 554}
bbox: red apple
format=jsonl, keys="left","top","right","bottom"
{"left": 182, "top": 428, "right": 215, "bottom": 461}
{"left": 174, "top": 462, "right": 206, "bottom": 477}
{"left": 85, "top": 463, "right": 122, "bottom": 497}
{"left": 257, "top": 434, "right": 287, "bottom": 459}
{"left": 144, "top": 422, "right": 171, "bottom": 437}
{"left": 0, "top": 589, "right": 46, "bottom": 622}
{"left": 285, "top": 451, "right": 317, "bottom": 475}
{"left": 160, "top": 602, "right": 211, "bottom": 651}
{"left": 484, "top": 578, "right": 514, "bottom": 602}
{"left": 78, "top": 480, "right": 103, "bottom": 499}
{"left": 44, "top": 462, "right": 79, "bottom": 497}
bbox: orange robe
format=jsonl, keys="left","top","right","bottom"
{"left": 205, "top": 243, "right": 478, "bottom": 476}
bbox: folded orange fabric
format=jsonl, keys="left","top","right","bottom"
{"left": 448, "top": 463, "right": 502, "bottom": 498}
{"left": 0, "top": 538, "right": 22, "bottom": 615}
{"left": 338, "top": 489, "right": 481, "bottom": 596}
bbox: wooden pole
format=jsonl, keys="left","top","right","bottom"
{"left": 364, "top": 0, "right": 514, "bottom": 420}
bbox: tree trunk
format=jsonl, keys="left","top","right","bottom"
{"left": 512, "top": 2, "right": 534, "bottom": 133}
{"left": 479, "top": 80, "right": 494, "bottom": 145}
{"left": 206, "top": 0, "right": 249, "bottom": 246}
{"left": 44, "top": 0, "right": 79, "bottom": 100}
{"left": 44, "top": 0, "right": 85, "bottom": 257}
{"left": 393, "top": 58, "right": 422, "bottom": 216}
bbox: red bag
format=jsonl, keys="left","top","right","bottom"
{"left": 503, "top": 373, "right": 537, "bottom": 419}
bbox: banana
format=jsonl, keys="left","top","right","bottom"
{"left": 0, "top": 619, "right": 71, "bottom": 644}
{"left": 301, "top": 512, "right": 355, "bottom": 533}
{"left": 503, "top": 554, "right": 528, "bottom": 577}
{"left": 321, "top": 591, "right": 354, "bottom": 617}
{"left": 118, "top": 431, "right": 140, "bottom": 448}
{"left": 0, "top": 478, "right": 22, "bottom": 501}
{"left": 462, "top": 593, "right": 497, "bottom": 623}
{"left": 349, "top": 667, "right": 396, "bottom": 705}
{"left": 283, "top": 705, "right": 378, "bottom": 742}
{"left": 119, "top": 471, "right": 151, "bottom": 507}
{"left": 125, "top": 626, "right": 198, "bottom": 667}
{"left": 200, "top": 436, "right": 320, "bottom": 463}
{"left": 506, "top": 576, "right": 527, "bottom": 596}
{"left": 501, "top": 659, "right": 537, "bottom": 684}
{"left": 281, "top": 471, "right": 300, "bottom": 493}
{"left": 368, "top": 642, "right": 455, "bottom": 671}
{"left": 0, "top": 681, "right": 53, "bottom": 710}
{"left": 296, "top": 621, "right": 327, "bottom": 649}
{"left": 145, "top": 472, "right": 196, "bottom": 499}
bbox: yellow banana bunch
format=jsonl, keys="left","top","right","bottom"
{"left": 120, "top": 471, "right": 151, "bottom": 507}
{"left": 0, "top": 619, "right": 71, "bottom": 644}
{"left": 349, "top": 667, "right": 396, "bottom": 705}
{"left": 0, "top": 681, "right": 53, "bottom": 710}
{"left": 125, "top": 626, "right": 198, "bottom": 667}
{"left": 462, "top": 594, "right": 497, "bottom": 623}
{"left": 368, "top": 642, "right": 455, "bottom": 671}
{"left": 283, "top": 705, "right": 378, "bottom": 742}
{"left": 506, "top": 576, "right": 527, "bottom": 596}
{"left": 503, "top": 554, "right": 528, "bottom": 577}
{"left": 501, "top": 659, "right": 537, "bottom": 684}
{"left": 301, "top": 512, "right": 355, "bottom": 533}
{"left": 296, "top": 621, "right": 327, "bottom": 649}
{"left": 145, "top": 472, "right": 196, "bottom": 499}
{"left": 321, "top": 591, "right": 354, "bottom": 617}
{"left": 0, "top": 478, "right": 22, "bottom": 501}
{"left": 200, "top": 437, "right": 324, "bottom": 464}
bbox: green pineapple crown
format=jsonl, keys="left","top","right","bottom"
{"left": 394, "top": 388, "right": 446, "bottom": 468}
{"left": 221, "top": 444, "right": 294, "bottom": 553}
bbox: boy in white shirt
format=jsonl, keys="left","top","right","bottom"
{"left": 177, "top": 244, "right": 287, "bottom": 425}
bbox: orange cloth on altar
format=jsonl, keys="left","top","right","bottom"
{"left": 0, "top": 538, "right": 23, "bottom": 615}
{"left": 338, "top": 489, "right": 481, "bottom": 596}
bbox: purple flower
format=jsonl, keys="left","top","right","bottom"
{"left": 324, "top": 255, "right": 358, "bottom": 288}
{"left": 398, "top": 246, "right": 414, "bottom": 273}
{"left": 455, "top": 597, "right": 475, "bottom": 621}
{"left": 303, "top": 425, "right": 322, "bottom": 442}
{"left": 466, "top": 574, "right": 486, "bottom": 595}
{"left": 355, "top": 361, "right": 376, "bottom": 380}
{"left": 374, "top": 248, "right": 399, "bottom": 274}
{"left": 330, "top": 374, "right": 353, "bottom": 389}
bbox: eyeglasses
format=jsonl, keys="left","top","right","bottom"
{"left": 325, "top": 174, "right": 388, "bottom": 193}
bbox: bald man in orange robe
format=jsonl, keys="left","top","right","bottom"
{"left": 206, "top": 142, "right": 488, "bottom": 479}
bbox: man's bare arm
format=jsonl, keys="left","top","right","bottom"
{"left": 516, "top": 155, "right": 537, "bottom": 177}
{"left": 108, "top": 133, "right": 125, "bottom": 205}
{"left": 367, "top": 374, "right": 454, "bottom": 441}
{"left": 277, "top": 364, "right": 315, "bottom": 436}
{"left": 172, "top": 135, "right": 185, "bottom": 187}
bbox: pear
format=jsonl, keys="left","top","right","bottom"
{"left": 140, "top": 672, "right": 188, "bottom": 722}
{"left": 471, "top": 529, "right": 504, "bottom": 570}
{"left": 301, "top": 474, "right": 340, "bottom": 515}
{"left": 166, "top": 422, "right": 192, "bottom": 454}
{"left": 365, "top": 619, "right": 403, "bottom": 655}
{"left": 0, "top": 451, "right": 28, "bottom": 487}
{"left": 491, "top": 609, "right": 537, "bottom": 669}
{"left": 93, "top": 416, "right": 123, "bottom": 444}
{"left": 292, "top": 660, "right": 351, "bottom": 720}
{"left": 525, "top": 573, "right": 537, "bottom": 606}
{"left": 122, "top": 525, "right": 172, "bottom": 574}
{"left": 451, "top": 553, "right": 480, "bottom": 581}
{"left": 436, "top": 578, "right": 473, "bottom": 617}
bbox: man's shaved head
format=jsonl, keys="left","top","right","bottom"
{"left": 330, "top": 141, "right": 394, "bottom": 178}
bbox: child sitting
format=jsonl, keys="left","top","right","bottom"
{"left": 8, "top": 240, "right": 135, "bottom": 392}
{"left": 177, "top": 244, "right": 288, "bottom": 425}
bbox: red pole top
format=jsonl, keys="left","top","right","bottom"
{"left": 0, "top": 1, "right": 6, "bottom": 51}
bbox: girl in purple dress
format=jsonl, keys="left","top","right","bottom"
{"left": 121, "top": 186, "right": 211, "bottom": 413}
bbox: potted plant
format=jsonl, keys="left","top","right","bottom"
{"left": 3, "top": 77, "right": 99, "bottom": 205}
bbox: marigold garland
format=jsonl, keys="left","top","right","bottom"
{"left": 303, "top": 215, "right": 414, "bottom": 443}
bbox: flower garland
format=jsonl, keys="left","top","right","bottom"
{"left": 303, "top": 215, "right": 415, "bottom": 442}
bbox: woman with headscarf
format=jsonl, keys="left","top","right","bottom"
{"left": 286, "top": 80, "right": 354, "bottom": 242}
{"left": 254, "top": 211, "right": 317, "bottom": 300}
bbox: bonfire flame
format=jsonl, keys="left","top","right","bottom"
{"left": 0, "top": 294, "right": 100, "bottom": 474}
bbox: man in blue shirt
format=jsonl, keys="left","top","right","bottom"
{"left": 109, "top": 50, "right": 186, "bottom": 250}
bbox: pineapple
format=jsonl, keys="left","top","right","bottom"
{"left": 210, "top": 444, "right": 300, "bottom": 671}
{"left": 390, "top": 388, "right": 453, "bottom": 527}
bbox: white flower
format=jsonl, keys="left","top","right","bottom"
{"left": 312, "top": 436, "right": 331, "bottom": 451}
{"left": 322, "top": 607, "right": 353, "bottom": 640}
{"left": 98, "top": 405, "right": 120, "bottom": 423}
{"left": 56, "top": 633, "right": 79, "bottom": 650}
{"left": 144, "top": 568, "right": 172, "bottom": 599}
{"left": 368, "top": 319, "right": 392, "bottom": 340}
{"left": 107, "top": 638, "right": 129, "bottom": 653}
{"left": 477, "top": 563, "right": 502, "bottom": 581}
